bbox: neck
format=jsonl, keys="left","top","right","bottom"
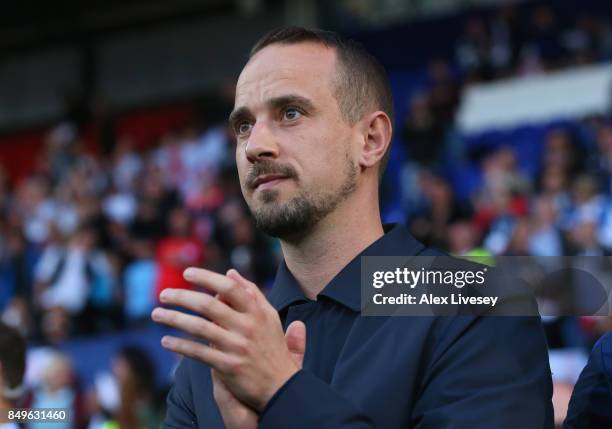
{"left": 280, "top": 185, "right": 384, "bottom": 299}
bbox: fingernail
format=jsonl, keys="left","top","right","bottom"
{"left": 184, "top": 268, "right": 195, "bottom": 280}
{"left": 151, "top": 308, "right": 163, "bottom": 320}
{"left": 160, "top": 289, "right": 172, "bottom": 302}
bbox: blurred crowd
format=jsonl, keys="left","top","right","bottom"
{"left": 2, "top": 318, "right": 166, "bottom": 429}
{"left": 0, "top": 118, "right": 280, "bottom": 344}
{"left": 398, "top": 5, "right": 610, "bottom": 256}
{"left": 1, "top": 3, "right": 612, "bottom": 428}
{"left": 399, "top": 5, "right": 612, "bottom": 345}
{"left": 455, "top": 5, "right": 612, "bottom": 82}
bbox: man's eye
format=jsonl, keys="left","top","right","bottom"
{"left": 283, "top": 108, "right": 302, "bottom": 121}
{"left": 237, "top": 122, "right": 252, "bottom": 135}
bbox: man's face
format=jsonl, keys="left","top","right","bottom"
{"left": 231, "top": 42, "right": 359, "bottom": 239}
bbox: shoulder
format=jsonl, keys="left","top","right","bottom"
{"left": 588, "top": 333, "right": 612, "bottom": 372}
{"left": 577, "top": 333, "right": 612, "bottom": 380}
{"left": 595, "top": 332, "right": 612, "bottom": 355}
{"left": 564, "top": 333, "right": 612, "bottom": 428}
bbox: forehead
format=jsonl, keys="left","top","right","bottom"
{"left": 235, "top": 42, "right": 338, "bottom": 109}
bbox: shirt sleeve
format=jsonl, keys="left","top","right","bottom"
{"left": 258, "top": 370, "right": 375, "bottom": 429}
{"left": 164, "top": 358, "right": 198, "bottom": 429}
{"left": 564, "top": 334, "right": 612, "bottom": 428}
{"left": 412, "top": 316, "right": 554, "bottom": 429}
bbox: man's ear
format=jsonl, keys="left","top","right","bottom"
{"left": 358, "top": 111, "right": 392, "bottom": 171}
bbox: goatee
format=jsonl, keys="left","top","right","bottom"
{"left": 250, "top": 156, "right": 358, "bottom": 241}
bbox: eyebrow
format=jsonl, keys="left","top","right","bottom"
{"left": 228, "top": 94, "right": 316, "bottom": 129}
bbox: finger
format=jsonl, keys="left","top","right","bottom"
{"left": 184, "top": 267, "right": 251, "bottom": 312}
{"left": 225, "top": 269, "right": 261, "bottom": 309}
{"left": 161, "top": 336, "right": 227, "bottom": 371}
{"left": 226, "top": 269, "right": 262, "bottom": 296}
{"left": 159, "top": 288, "right": 244, "bottom": 331}
{"left": 285, "top": 321, "right": 307, "bottom": 369}
{"left": 151, "top": 308, "right": 243, "bottom": 352}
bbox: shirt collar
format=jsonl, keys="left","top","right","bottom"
{"left": 266, "top": 223, "right": 425, "bottom": 312}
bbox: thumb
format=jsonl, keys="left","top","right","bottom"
{"left": 285, "top": 321, "right": 306, "bottom": 369}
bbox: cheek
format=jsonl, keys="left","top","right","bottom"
{"left": 235, "top": 145, "right": 249, "bottom": 183}
{"left": 294, "top": 127, "right": 351, "bottom": 186}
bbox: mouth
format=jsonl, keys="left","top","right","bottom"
{"left": 252, "top": 174, "right": 290, "bottom": 190}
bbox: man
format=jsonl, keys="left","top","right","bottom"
{"left": 564, "top": 333, "right": 612, "bottom": 428}
{"left": 0, "top": 322, "right": 27, "bottom": 429}
{"left": 153, "top": 27, "right": 554, "bottom": 428}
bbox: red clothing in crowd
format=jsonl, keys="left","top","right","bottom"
{"left": 155, "top": 236, "right": 204, "bottom": 299}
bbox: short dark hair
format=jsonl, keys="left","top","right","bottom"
{"left": 0, "top": 322, "right": 26, "bottom": 393}
{"left": 250, "top": 27, "right": 394, "bottom": 181}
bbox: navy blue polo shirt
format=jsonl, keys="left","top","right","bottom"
{"left": 164, "top": 224, "right": 554, "bottom": 429}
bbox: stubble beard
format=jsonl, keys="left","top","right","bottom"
{"left": 250, "top": 155, "right": 358, "bottom": 241}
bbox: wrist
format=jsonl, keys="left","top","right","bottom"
{"left": 256, "top": 363, "right": 300, "bottom": 412}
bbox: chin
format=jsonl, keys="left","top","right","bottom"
{"left": 256, "top": 188, "right": 287, "bottom": 204}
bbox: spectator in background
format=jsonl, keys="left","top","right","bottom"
{"left": 401, "top": 91, "right": 445, "bottom": 168}
{"left": 542, "top": 128, "right": 585, "bottom": 180}
{"left": 476, "top": 147, "right": 530, "bottom": 254}
{"left": 562, "top": 13, "right": 600, "bottom": 66}
{"left": 503, "top": 218, "right": 532, "bottom": 256}
{"left": 526, "top": 6, "right": 564, "bottom": 70}
{"left": 455, "top": 17, "right": 495, "bottom": 82}
{"left": 408, "top": 171, "right": 471, "bottom": 248}
{"left": 400, "top": 91, "right": 444, "bottom": 219}
{"left": 0, "top": 226, "right": 35, "bottom": 336}
{"left": 490, "top": 5, "right": 525, "bottom": 75}
{"left": 427, "top": 59, "right": 460, "bottom": 130}
{"left": 111, "top": 347, "right": 160, "bottom": 429}
{"left": 102, "top": 185, "right": 137, "bottom": 227}
{"left": 539, "top": 165, "right": 572, "bottom": 223}
{"left": 89, "top": 347, "right": 160, "bottom": 429}
{"left": 28, "top": 352, "right": 77, "bottom": 429}
{"left": 590, "top": 123, "right": 612, "bottom": 194}
{"left": 567, "top": 221, "right": 602, "bottom": 257}
{"left": 110, "top": 137, "right": 142, "bottom": 193}
{"left": 566, "top": 175, "right": 604, "bottom": 233}
{"left": 212, "top": 200, "right": 277, "bottom": 286}
{"left": 155, "top": 206, "right": 204, "bottom": 300}
{"left": 14, "top": 177, "right": 56, "bottom": 246}
{"left": 482, "top": 146, "right": 531, "bottom": 202}
{"left": 131, "top": 157, "right": 180, "bottom": 240}
{"left": 123, "top": 238, "right": 158, "bottom": 327}
{"left": 34, "top": 224, "right": 115, "bottom": 342}
{"left": 179, "top": 124, "right": 229, "bottom": 204}
{"left": 42, "top": 123, "right": 79, "bottom": 183}
{"left": 528, "top": 195, "right": 564, "bottom": 256}
{"left": 0, "top": 321, "right": 27, "bottom": 429}
{"left": 129, "top": 197, "right": 165, "bottom": 243}
{"left": 446, "top": 219, "right": 482, "bottom": 256}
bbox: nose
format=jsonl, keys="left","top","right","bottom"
{"left": 245, "top": 121, "right": 279, "bottom": 163}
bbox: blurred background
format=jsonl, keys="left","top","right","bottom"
{"left": 1, "top": 0, "right": 611, "bottom": 427}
